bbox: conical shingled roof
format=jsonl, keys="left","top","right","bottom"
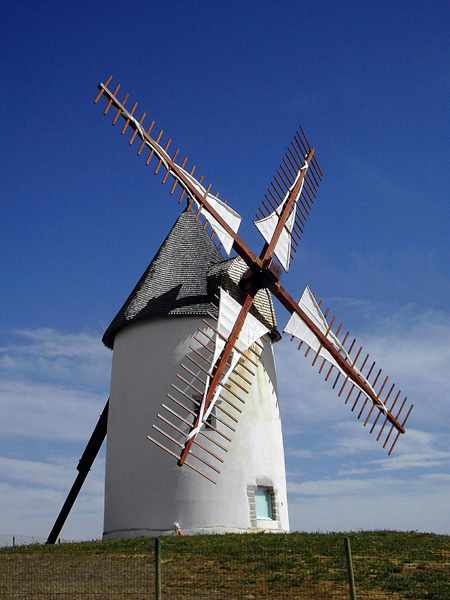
{"left": 103, "top": 208, "right": 224, "bottom": 349}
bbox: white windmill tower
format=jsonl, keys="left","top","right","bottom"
{"left": 46, "top": 76, "right": 413, "bottom": 543}
{"left": 102, "top": 208, "right": 289, "bottom": 537}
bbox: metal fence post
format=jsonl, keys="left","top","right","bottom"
{"left": 344, "top": 537, "right": 357, "bottom": 600}
{"left": 155, "top": 537, "right": 161, "bottom": 600}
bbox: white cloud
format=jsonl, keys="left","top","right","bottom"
{"left": 288, "top": 477, "right": 377, "bottom": 496}
{"left": 11, "top": 328, "right": 107, "bottom": 360}
{"left": 0, "top": 328, "right": 111, "bottom": 390}
{"left": 0, "top": 379, "right": 106, "bottom": 442}
{"left": 0, "top": 456, "right": 104, "bottom": 540}
{"left": 289, "top": 489, "right": 450, "bottom": 533}
{"left": 335, "top": 427, "right": 450, "bottom": 471}
{"left": 287, "top": 471, "right": 450, "bottom": 533}
{"left": 0, "top": 456, "right": 104, "bottom": 494}
{"left": 421, "top": 473, "right": 450, "bottom": 481}
{"left": 276, "top": 340, "right": 347, "bottom": 427}
{"left": 285, "top": 448, "right": 315, "bottom": 459}
{"left": 326, "top": 423, "right": 379, "bottom": 456}
{"left": 0, "top": 329, "right": 108, "bottom": 539}
{"left": 0, "top": 329, "right": 110, "bottom": 441}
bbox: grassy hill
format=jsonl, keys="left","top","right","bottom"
{"left": 1, "top": 531, "right": 449, "bottom": 599}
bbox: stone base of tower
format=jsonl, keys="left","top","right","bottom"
{"left": 103, "top": 318, "right": 290, "bottom": 539}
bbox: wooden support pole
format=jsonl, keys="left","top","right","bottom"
{"left": 46, "top": 400, "right": 109, "bottom": 544}
{"left": 345, "top": 537, "right": 357, "bottom": 600}
{"left": 155, "top": 537, "right": 161, "bottom": 600}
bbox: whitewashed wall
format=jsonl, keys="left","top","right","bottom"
{"left": 103, "top": 316, "right": 289, "bottom": 537}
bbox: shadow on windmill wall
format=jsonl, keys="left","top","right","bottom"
{"left": 103, "top": 285, "right": 215, "bottom": 348}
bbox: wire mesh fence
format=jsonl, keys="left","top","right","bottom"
{"left": 0, "top": 534, "right": 79, "bottom": 548}
{"left": 0, "top": 541, "right": 154, "bottom": 600}
{"left": 0, "top": 532, "right": 449, "bottom": 599}
{"left": 0, "top": 534, "right": 47, "bottom": 548}
{"left": 161, "top": 534, "right": 348, "bottom": 599}
{"left": 347, "top": 532, "right": 450, "bottom": 600}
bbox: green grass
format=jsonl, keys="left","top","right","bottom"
{"left": 1, "top": 531, "right": 449, "bottom": 599}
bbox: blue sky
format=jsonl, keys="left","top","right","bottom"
{"left": 0, "top": 0, "right": 449, "bottom": 540}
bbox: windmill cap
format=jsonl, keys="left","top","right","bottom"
{"left": 103, "top": 208, "right": 278, "bottom": 349}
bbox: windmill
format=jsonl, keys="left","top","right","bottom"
{"left": 46, "top": 75, "right": 413, "bottom": 543}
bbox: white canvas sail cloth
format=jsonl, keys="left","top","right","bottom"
{"left": 283, "top": 286, "right": 388, "bottom": 414}
{"left": 187, "top": 287, "right": 269, "bottom": 440}
{"left": 111, "top": 102, "right": 242, "bottom": 255}
{"left": 175, "top": 167, "right": 241, "bottom": 255}
{"left": 253, "top": 163, "right": 308, "bottom": 271}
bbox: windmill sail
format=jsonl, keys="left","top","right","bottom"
{"left": 283, "top": 286, "right": 413, "bottom": 455}
{"left": 94, "top": 77, "right": 241, "bottom": 255}
{"left": 175, "top": 167, "right": 241, "bottom": 255}
{"left": 188, "top": 288, "right": 269, "bottom": 439}
{"left": 284, "top": 287, "right": 384, "bottom": 411}
{"left": 147, "top": 288, "right": 268, "bottom": 483}
{"left": 254, "top": 128, "right": 323, "bottom": 271}
{"left": 254, "top": 172, "right": 304, "bottom": 270}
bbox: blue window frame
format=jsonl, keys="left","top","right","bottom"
{"left": 255, "top": 487, "right": 274, "bottom": 520}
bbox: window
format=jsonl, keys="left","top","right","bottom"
{"left": 255, "top": 487, "right": 274, "bottom": 520}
